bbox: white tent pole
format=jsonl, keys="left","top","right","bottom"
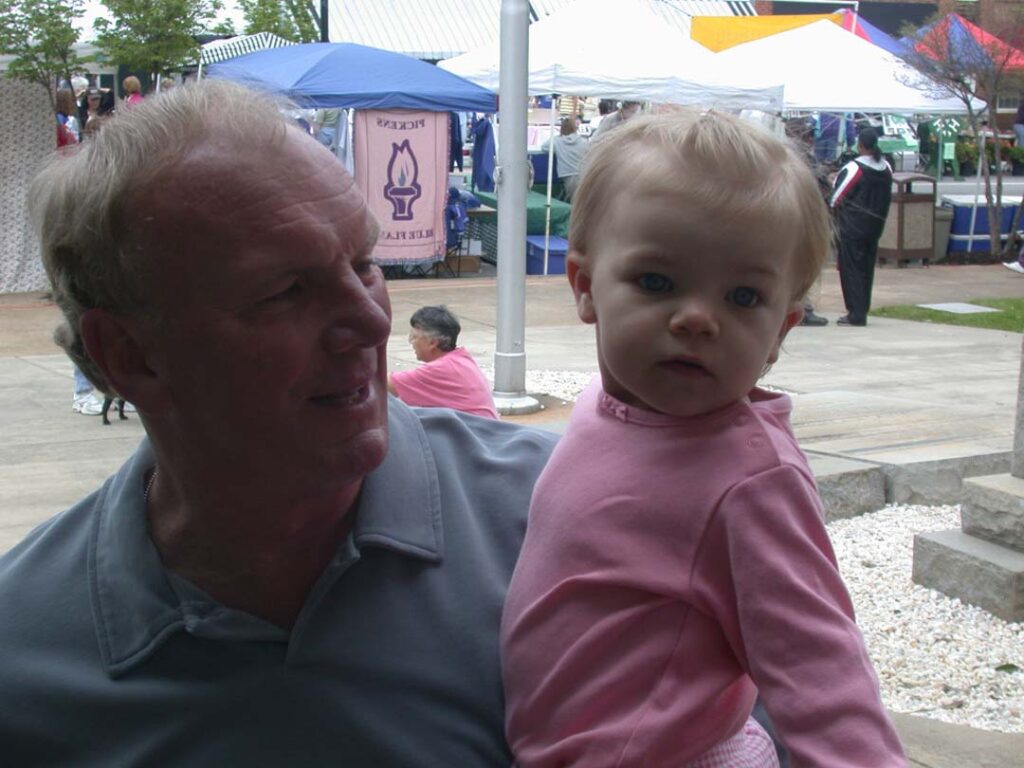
{"left": 197, "top": 59, "right": 204, "bottom": 81}
{"left": 543, "top": 95, "right": 556, "bottom": 275}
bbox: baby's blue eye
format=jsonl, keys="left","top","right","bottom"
{"left": 637, "top": 273, "right": 673, "bottom": 293}
{"left": 728, "top": 287, "right": 760, "bottom": 307}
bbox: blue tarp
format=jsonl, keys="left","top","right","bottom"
{"left": 207, "top": 42, "right": 497, "bottom": 112}
{"left": 852, "top": 15, "right": 908, "bottom": 59}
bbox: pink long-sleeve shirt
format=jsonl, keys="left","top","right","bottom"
{"left": 501, "top": 379, "right": 905, "bottom": 767}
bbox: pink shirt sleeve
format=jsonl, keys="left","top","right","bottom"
{"left": 694, "top": 465, "right": 906, "bottom": 767}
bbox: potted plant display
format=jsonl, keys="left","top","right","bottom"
{"left": 1010, "top": 145, "right": 1024, "bottom": 176}
{"left": 955, "top": 140, "right": 978, "bottom": 176}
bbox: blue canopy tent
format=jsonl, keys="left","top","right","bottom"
{"left": 206, "top": 42, "right": 497, "bottom": 112}
{"left": 837, "top": 10, "right": 908, "bottom": 59}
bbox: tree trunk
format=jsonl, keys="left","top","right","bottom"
{"left": 980, "top": 135, "right": 1012, "bottom": 259}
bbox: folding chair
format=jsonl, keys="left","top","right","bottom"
{"left": 436, "top": 188, "right": 469, "bottom": 277}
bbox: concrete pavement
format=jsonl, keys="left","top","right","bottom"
{"left": 2, "top": 262, "right": 1023, "bottom": 765}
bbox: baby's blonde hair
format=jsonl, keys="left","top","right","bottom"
{"left": 569, "top": 110, "right": 831, "bottom": 301}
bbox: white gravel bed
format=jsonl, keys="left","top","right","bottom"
{"left": 479, "top": 367, "right": 594, "bottom": 404}
{"left": 830, "top": 503, "right": 1023, "bottom": 734}
{"left": 490, "top": 370, "right": 1024, "bottom": 733}
{"left": 481, "top": 368, "right": 793, "bottom": 405}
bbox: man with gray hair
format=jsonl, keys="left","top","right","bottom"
{"left": 0, "top": 80, "right": 555, "bottom": 765}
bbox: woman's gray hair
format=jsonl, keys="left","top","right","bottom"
{"left": 410, "top": 305, "right": 461, "bottom": 352}
{"left": 29, "top": 79, "right": 293, "bottom": 391}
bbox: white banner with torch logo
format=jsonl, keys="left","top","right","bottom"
{"left": 353, "top": 109, "right": 447, "bottom": 266}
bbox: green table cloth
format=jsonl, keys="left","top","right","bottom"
{"left": 473, "top": 190, "right": 571, "bottom": 238}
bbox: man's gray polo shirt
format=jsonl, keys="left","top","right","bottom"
{"left": 0, "top": 399, "right": 557, "bottom": 766}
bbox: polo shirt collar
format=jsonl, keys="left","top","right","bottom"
{"left": 91, "top": 397, "right": 443, "bottom": 676}
{"left": 353, "top": 398, "right": 443, "bottom": 559}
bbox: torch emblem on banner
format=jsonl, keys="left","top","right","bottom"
{"left": 383, "top": 140, "right": 422, "bottom": 220}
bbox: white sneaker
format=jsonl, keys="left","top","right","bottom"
{"left": 1003, "top": 261, "right": 1024, "bottom": 274}
{"left": 72, "top": 392, "right": 104, "bottom": 416}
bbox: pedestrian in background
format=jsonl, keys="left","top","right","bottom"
{"left": 830, "top": 127, "right": 893, "bottom": 327}
{"left": 1013, "top": 98, "right": 1024, "bottom": 152}
{"left": 55, "top": 88, "right": 81, "bottom": 143}
{"left": 593, "top": 100, "right": 641, "bottom": 139}
{"left": 541, "top": 117, "right": 590, "bottom": 201}
{"left": 122, "top": 75, "right": 144, "bottom": 107}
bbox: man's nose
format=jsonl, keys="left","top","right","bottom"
{"left": 321, "top": 270, "right": 392, "bottom": 353}
{"left": 669, "top": 298, "right": 718, "bottom": 337}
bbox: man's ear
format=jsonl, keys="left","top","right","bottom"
{"left": 79, "top": 309, "right": 164, "bottom": 410}
{"left": 566, "top": 251, "right": 596, "bottom": 324}
{"left": 767, "top": 301, "right": 804, "bottom": 365}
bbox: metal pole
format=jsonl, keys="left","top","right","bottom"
{"left": 493, "top": 0, "right": 540, "bottom": 414}
{"left": 320, "top": 0, "right": 329, "bottom": 42}
{"left": 543, "top": 95, "right": 556, "bottom": 275}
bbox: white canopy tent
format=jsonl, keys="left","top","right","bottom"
{"left": 439, "top": 0, "right": 783, "bottom": 111}
{"left": 713, "top": 20, "right": 974, "bottom": 114}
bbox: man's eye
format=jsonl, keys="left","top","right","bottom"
{"left": 263, "top": 282, "right": 301, "bottom": 303}
{"left": 728, "top": 287, "right": 760, "bottom": 307}
{"left": 637, "top": 273, "right": 672, "bottom": 293}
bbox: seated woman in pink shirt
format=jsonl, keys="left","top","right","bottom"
{"left": 388, "top": 305, "right": 498, "bottom": 419}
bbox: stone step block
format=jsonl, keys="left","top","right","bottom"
{"left": 961, "top": 473, "right": 1024, "bottom": 553}
{"left": 806, "top": 452, "right": 886, "bottom": 521}
{"left": 883, "top": 452, "right": 1012, "bottom": 507}
{"left": 913, "top": 528, "right": 1024, "bottom": 622}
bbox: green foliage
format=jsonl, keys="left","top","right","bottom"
{"left": 954, "top": 140, "right": 977, "bottom": 164}
{"left": 872, "top": 298, "right": 1024, "bottom": 333}
{"left": 0, "top": 0, "right": 85, "bottom": 111}
{"left": 210, "top": 18, "right": 237, "bottom": 37}
{"left": 239, "top": 0, "right": 317, "bottom": 42}
{"left": 93, "top": 0, "right": 223, "bottom": 79}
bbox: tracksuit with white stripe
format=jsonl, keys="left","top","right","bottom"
{"left": 830, "top": 156, "right": 893, "bottom": 325}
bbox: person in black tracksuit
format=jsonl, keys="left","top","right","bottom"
{"left": 830, "top": 127, "right": 893, "bottom": 326}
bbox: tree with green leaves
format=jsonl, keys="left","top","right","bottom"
{"left": 239, "top": 0, "right": 318, "bottom": 43}
{"left": 901, "top": 10, "right": 1024, "bottom": 258}
{"left": 93, "top": 0, "right": 223, "bottom": 82}
{"left": 0, "top": 0, "right": 86, "bottom": 113}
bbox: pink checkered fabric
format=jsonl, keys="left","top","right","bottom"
{"left": 683, "top": 716, "right": 780, "bottom": 768}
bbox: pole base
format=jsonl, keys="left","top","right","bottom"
{"left": 493, "top": 392, "right": 543, "bottom": 416}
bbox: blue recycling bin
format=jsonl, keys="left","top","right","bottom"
{"left": 526, "top": 235, "right": 569, "bottom": 275}
{"left": 942, "top": 195, "right": 1023, "bottom": 253}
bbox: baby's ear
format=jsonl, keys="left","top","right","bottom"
{"left": 767, "top": 301, "right": 805, "bottom": 365}
{"left": 566, "top": 252, "right": 596, "bottom": 324}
